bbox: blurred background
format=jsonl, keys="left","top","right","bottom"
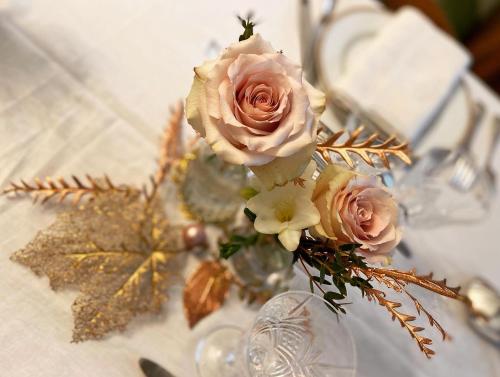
{"left": 384, "top": 0, "right": 500, "bottom": 94}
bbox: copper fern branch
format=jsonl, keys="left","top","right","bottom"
{"left": 146, "top": 101, "right": 185, "bottom": 201}
{"left": 357, "top": 267, "right": 451, "bottom": 342}
{"left": 365, "top": 267, "right": 467, "bottom": 301}
{"left": 316, "top": 126, "right": 411, "bottom": 168}
{"left": 3, "top": 175, "right": 135, "bottom": 205}
{"left": 365, "top": 288, "right": 436, "bottom": 358}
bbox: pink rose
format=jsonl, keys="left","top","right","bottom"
{"left": 312, "top": 165, "right": 401, "bottom": 263}
{"left": 186, "top": 34, "right": 325, "bottom": 188}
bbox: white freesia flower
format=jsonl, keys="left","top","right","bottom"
{"left": 246, "top": 162, "right": 320, "bottom": 251}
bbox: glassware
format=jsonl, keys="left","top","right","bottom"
{"left": 394, "top": 102, "right": 489, "bottom": 228}
{"left": 195, "top": 291, "right": 357, "bottom": 377}
{"left": 230, "top": 237, "right": 294, "bottom": 300}
{"left": 180, "top": 140, "right": 247, "bottom": 223}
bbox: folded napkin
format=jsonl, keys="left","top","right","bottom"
{"left": 333, "top": 7, "right": 471, "bottom": 142}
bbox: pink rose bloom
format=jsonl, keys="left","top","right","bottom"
{"left": 186, "top": 34, "right": 325, "bottom": 188}
{"left": 312, "top": 165, "right": 401, "bottom": 263}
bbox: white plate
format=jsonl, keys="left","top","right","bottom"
{"left": 314, "top": 6, "right": 471, "bottom": 153}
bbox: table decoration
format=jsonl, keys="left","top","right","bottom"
{"left": 183, "top": 236, "right": 292, "bottom": 328}
{"left": 1, "top": 12, "right": 474, "bottom": 362}
{"left": 4, "top": 102, "right": 187, "bottom": 342}
{"left": 185, "top": 16, "right": 471, "bottom": 359}
{"left": 3, "top": 101, "right": 289, "bottom": 339}
{"left": 176, "top": 140, "right": 248, "bottom": 223}
{"left": 195, "top": 291, "right": 356, "bottom": 377}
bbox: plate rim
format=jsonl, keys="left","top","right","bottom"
{"left": 312, "top": 5, "right": 473, "bottom": 152}
{"left": 314, "top": 5, "right": 392, "bottom": 97}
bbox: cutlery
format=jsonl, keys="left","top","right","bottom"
{"left": 447, "top": 102, "right": 486, "bottom": 191}
{"left": 139, "top": 358, "right": 175, "bottom": 377}
{"left": 475, "top": 116, "right": 500, "bottom": 208}
{"left": 464, "top": 278, "right": 500, "bottom": 347}
{"left": 395, "top": 101, "right": 487, "bottom": 228}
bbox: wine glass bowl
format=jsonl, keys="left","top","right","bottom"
{"left": 246, "top": 292, "right": 356, "bottom": 377}
{"left": 195, "top": 291, "right": 356, "bottom": 377}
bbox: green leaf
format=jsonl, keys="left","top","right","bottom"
{"left": 335, "top": 251, "right": 344, "bottom": 267}
{"left": 237, "top": 13, "right": 255, "bottom": 42}
{"left": 220, "top": 243, "right": 241, "bottom": 259}
{"left": 339, "top": 243, "right": 361, "bottom": 252}
{"left": 312, "top": 276, "right": 332, "bottom": 285}
{"left": 333, "top": 278, "right": 347, "bottom": 296}
{"left": 325, "top": 302, "right": 339, "bottom": 314}
{"left": 231, "top": 233, "right": 259, "bottom": 247}
{"left": 205, "top": 154, "right": 217, "bottom": 162}
{"left": 319, "top": 264, "right": 326, "bottom": 284}
{"left": 349, "top": 276, "right": 372, "bottom": 289}
{"left": 309, "top": 278, "right": 314, "bottom": 293}
{"left": 244, "top": 208, "right": 256, "bottom": 222}
{"left": 240, "top": 187, "right": 259, "bottom": 200}
{"left": 323, "top": 291, "right": 346, "bottom": 315}
{"left": 220, "top": 232, "right": 259, "bottom": 260}
{"left": 324, "top": 291, "right": 345, "bottom": 301}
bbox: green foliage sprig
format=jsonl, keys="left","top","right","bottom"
{"left": 293, "top": 236, "right": 469, "bottom": 358}
{"left": 220, "top": 233, "right": 259, "bottom": 259}
{"left": 294, "top": 237, "right": 368, "bottom": 314}
{"left": 237, "top": 13, "right": 256, "bottom": 41}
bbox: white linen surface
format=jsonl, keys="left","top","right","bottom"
{"left": 0, "top": 1, "right": 499, "bottom": 376}
{"left": 334, "top": 7, "right": 471, "bottom": 141}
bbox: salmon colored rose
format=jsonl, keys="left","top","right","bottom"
{"left": 312, "top": 165, "right": 401, "bottom": 263}
{"left": 186, "top": 34, "right": 325, "bottom": 188}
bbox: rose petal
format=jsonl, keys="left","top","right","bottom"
{"left": 220, "top": 34, "right": 275, "bottom": 60}
{"left": 250, "top": 143, "right": 316, "bottom": 188}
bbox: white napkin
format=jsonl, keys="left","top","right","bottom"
{"left": 333, "top": 7, "right": 471, "bottom": 141}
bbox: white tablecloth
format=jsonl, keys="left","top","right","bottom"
{"left": 0, "top": 1, "right": 499, "bottom": 376}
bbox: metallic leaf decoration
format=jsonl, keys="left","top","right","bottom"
{"left": 316, "top": 126, "right": 411, "bottom": 169}
{"left": 11, "top": 191, "right": 183, "bottom": 342}
{"left": 183, "top": 260, "right": 233, "bottom": 328}
{"left": 3, "top": 175, "right": 136, "bottom": 205}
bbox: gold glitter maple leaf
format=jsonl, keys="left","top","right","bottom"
{"left": 8, "top": 102, "right": 187, "bottom": 342}
{"left": 11, "top": 191, "right": 182, "bottom": 342}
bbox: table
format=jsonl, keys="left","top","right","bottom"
{"left": 0, "top": 1, "right": 499, "bottom": 376}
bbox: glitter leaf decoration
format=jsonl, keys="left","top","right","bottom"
{"left": 183, "top": 260, "right": 233, "bottom": 328}
{"left": 3, "top": 175, "right": 136, "bottom": 205}
{"left": 11, "top": 191, "right": 182, "bottom": 342}
{"left": 316, "top": 126, "right": 411, "bottom": 169}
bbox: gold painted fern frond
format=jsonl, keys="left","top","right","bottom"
{"left": 367, "top": 268, "right": 464, "bottom": 301}
{"left": 366, "top": 288, "right": 436, "bottom": 358}
{"left": 145, "top": 101, "right": 185, "bottom": 201}
{"left": 358, "top": 267, "right": 451, "bottom": 342}
{"left": 3, "top": 175, "right": 136, "bottom": 205}
{"left": 154, "top": 101, "right": 185, "bottom": 187}
{"left": 317, "top": 126, "right": 411, "bottom": 169}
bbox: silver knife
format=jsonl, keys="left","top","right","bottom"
{"left": 139, "top": 358, "right": 175, "bottom": 377}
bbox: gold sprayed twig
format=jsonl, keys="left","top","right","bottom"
{"left": 3, "top": 175, "right": 135, "bottom": 205}
{"left": 146, "top": 101, "right": 185, "bottom": 202}
{"left": 355, "top": 267, "right": 451, "bottom": 342}
{"left": 365, "top": 288, "right": 436, "bottom": 359}
{"left": 362, "top": 267, "right": 467, "bottom": 302}
{"left": 316, "top": 126, "right": 411, "bottom": 169}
